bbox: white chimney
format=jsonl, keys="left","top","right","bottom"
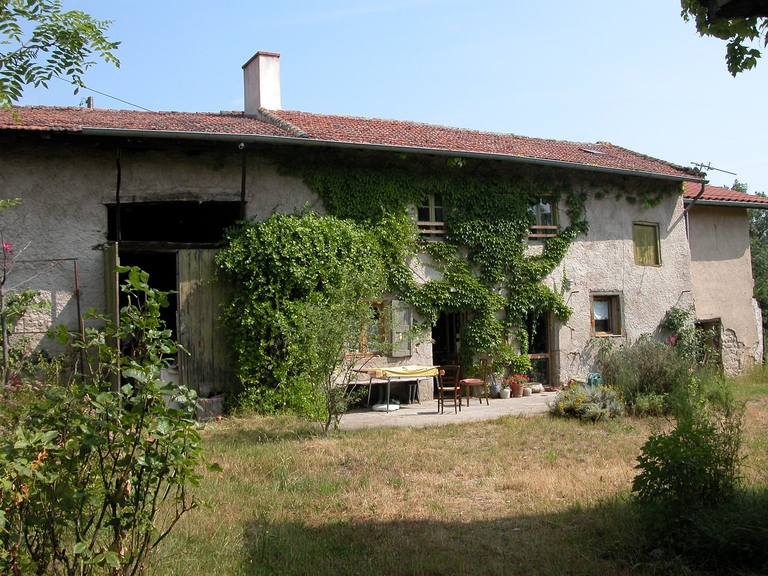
{"left": 243, "top": 51, "right": 281, "bottom": 113}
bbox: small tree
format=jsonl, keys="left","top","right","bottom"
{"left": 285, "top": 274, "right": 382, "bottom": 433}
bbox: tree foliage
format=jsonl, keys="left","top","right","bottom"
{"left": 681, "top": 0, "right": 768, "bottom": 75}
{"left": 744, "top": 184, "right": 768, "bottom": 339}
{"left": 0, "top": 266, "right": 217, "bottom": 575}
{"left": 0, "top": 0, "right": 119, "bottom": 107}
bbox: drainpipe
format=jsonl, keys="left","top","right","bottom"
{"left": 682, "top": 180, "right": 708, "bottom": 218}
{"left": 240, "top": 143, "right": 247, "bottom": 219}
{"left": 115, "top": 148, "right": 122, "bottom": 242}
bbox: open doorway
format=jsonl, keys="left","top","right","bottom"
{"left": 105, "top": 201, "right": 241, "bottom": 396}
{"left": 117, "top": 252, "right": 178, "bottom": 339}
{"left": 525, "top": 312, "right": 551, "bottom": 385}
{"left": 432, "top": 311, "right": 464, "bottom": 366}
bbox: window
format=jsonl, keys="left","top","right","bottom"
{"left": 355, "top": 300, "right": 412, "bottom": 357}
{"left": 357, "top": 301, "right": 385, "bottom": 354}
{"left": 591, "top": 295, "right": 621, "bottom": 336}
{"left": 633, "top": 222, "right": 661, "bottom": 266}
{"left": 417, "top": 193, "right": 445, "bottom": 239}
{"left": 528, "top": 200, "right": 558, "bottom": 239}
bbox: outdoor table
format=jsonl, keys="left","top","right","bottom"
{"left": 355, "top": 365, "right": 440, "bottom": 412}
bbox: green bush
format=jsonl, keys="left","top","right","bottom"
{"left": 629, "top": 392, "right": 667, "bottom": 416}
{"left": 632, "top": 374, "right": 745, "bottom": 563}
{"left": 598, "top": 336, "right": 693, "bottom": 415}
{"left": 549, "top": 384, "right": 624, "bottom": 421}
{"left": 0, "top": 267, "right": 218, "bottom": 575}
{"left": 216, "top": 212, "right": 387, "bottom": 418}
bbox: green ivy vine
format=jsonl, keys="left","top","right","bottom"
{"left": 269, "top": 149, "right": 594, "bottom": 366}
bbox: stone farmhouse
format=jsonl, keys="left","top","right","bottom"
{"left": 0, "top": 51, "right": 763, "bottom": 401}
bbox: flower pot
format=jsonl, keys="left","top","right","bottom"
{"left": 523, "top": 386, "right": 532, "bottom": 396}
{"left": 511, "top": 382, "right": 524, "bottom": 398}
{"left": 489, "top": 384, "right": 501, "bottom": 398}
{"left": 499, "top": 388, "right": 511, "bottom": 399}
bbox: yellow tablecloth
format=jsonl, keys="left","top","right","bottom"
{"left": 370, "top": 365, "right": 439, "bottom": 378}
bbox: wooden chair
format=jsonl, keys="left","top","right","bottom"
{"left": 459, "top": 358, "right": 489, "bottom": 407}
{"left": 436, "top": 365, "right": 462, "bottom": 414}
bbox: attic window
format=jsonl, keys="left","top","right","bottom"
{"left": 580, "top": 148, "right": 607, "bottom": 155}
{"left": 528, "top": 200, "right": 559, "bottom": 240}
{"left": 417, "top": 192, "right": 446, "bottom": 240}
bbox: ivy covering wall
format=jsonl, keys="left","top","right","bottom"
{"left": 217, "top": 145, "right": 680, "bottom": 408}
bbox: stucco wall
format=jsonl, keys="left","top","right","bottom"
{"left": 687, "top": 204, "right": 762, "bottom": 375}
{"left": 0, "top": 141, "right": 318, "bottom": 350}
{"left": 0, "top": 139, "right": 430, "bottom": 388}
{"left": 547, "top": 191, "right": 695, "bottom": 384}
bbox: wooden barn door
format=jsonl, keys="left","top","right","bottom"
{"left": 177, "top": 250, "right": 234, "bottom": 398}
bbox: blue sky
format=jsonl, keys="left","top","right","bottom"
{"left": 18, "top": 0, "right": 768, "bottom": 193}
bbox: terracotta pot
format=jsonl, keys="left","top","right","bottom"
{"left": 511, "top": 382, "right": 524, "bottom": 398}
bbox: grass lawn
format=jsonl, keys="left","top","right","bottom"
{"left": 148, "top": 378, "right": 768, "bottom": 576}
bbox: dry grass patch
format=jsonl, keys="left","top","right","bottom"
{"left": 148, "top": 384, "right": 767, "bottom": 575}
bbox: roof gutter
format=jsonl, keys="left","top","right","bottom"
{"left": 79, "top": 126, "right": 706, "bottom": 184}
{"left": 683, "top": 199, "right": 768, "bottom": 209}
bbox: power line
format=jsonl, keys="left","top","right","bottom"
{"left": 53, "top": 76, "right": 154, "bottom": 112}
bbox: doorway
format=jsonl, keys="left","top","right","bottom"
{"left": 105, "top": 201, "right": 240, "bottom": 396}
{"left": 432, "top": 311, "right": 464, "bottom": 366}
{"left": 525, "top": 312, "right": 551, "bottom": 385}
{"left": 117, "top": 252, "right": 178, "bottom": 339}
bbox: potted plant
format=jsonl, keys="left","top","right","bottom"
{"left": 499, "top": 380, "right": 511, "bottom": 399}
{"left": 505, "top": 373, "right": 530, "bottom": 398}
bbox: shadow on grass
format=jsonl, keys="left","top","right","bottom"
{"left": 237, "top": 498, "right": 680, "bottom": 576}
{"left": 203, "top": 415, "right": 324, "bottom": 444}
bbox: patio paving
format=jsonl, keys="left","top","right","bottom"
{"left": 340, "top": 391, "right": 554, "bottom": 430}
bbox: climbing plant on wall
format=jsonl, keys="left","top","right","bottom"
{"left": 217, "top": 146, "right": 680, "bottom": 413}
{"left": 215, "top": 211, "right": 387, "bottom": 415}
{"left": 273, "top": 149, "right": 590, "bottom": 364}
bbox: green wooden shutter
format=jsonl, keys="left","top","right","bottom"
{"left": 177, "top": 249, "right": 235, "bottom": 397}
{"left": 390, "top": 300, "right": 412, "bottom": 358}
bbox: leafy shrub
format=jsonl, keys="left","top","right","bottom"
{"left": 549, "top": 384, "right": 624, "bottom": 421}
{"left": 633, "top": 374, "right": 744, "bottom": 560}
{"left": 659, "top": 305, "right": 719, "bottom": 367}
{"left": 215, "top": 212, "right": 387, "bottom": 418}
{"left": 628, "top": 392, "right": 667, "bottom": 416}
{"left": 598, "top": 336, "right": 692, "bottom": 415}
{"left": 0, "top": 267, "right": 218, "bottom": 575}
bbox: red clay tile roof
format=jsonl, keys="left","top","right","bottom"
{"left": 271, "top": 110, "right": 699, "bottom": 180}
{"left": 0, "top": 105, "right": 701, "bottom": 181}
{"left": 683, "top": 182, "right": 768, "bottom": 206}
{"left": 0, "top": 106, "right": 289, "bottom": 137}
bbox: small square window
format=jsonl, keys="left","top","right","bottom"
{"left": 633, "top": 222, "right": 661, "bottom": 266}
{"left": 592, "top": 295, "right": 621, "bottom": 336}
